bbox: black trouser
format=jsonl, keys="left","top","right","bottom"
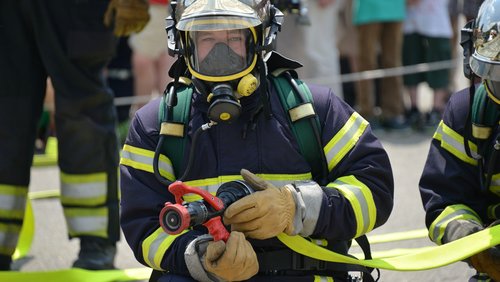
{"left": 0, "top": 0, "right": 120, "bottom": 260}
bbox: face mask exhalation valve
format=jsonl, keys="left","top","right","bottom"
{"left": 207, "top": 84, "right": 242, "bottom": 123}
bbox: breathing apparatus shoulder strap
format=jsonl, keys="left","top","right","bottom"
{"left": 158, "top": 82, "right": 194, "bottom": 177}
{"left": 469, "top": 83, "right": 500, "bottom": 192}
{"left": 471, "top": 83, "right": 500, "bottom": 142}
{"left": 269, "top": 72, "right": 326, "bottom": 184}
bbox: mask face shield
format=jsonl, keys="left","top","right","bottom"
{"left": 175, "top": 0, "right": 267, "bottom": 82}
{"left": 184, "top": 25, "right": 258, "bottom": 82}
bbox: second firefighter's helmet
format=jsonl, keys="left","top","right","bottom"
{"left": 470, "top": 0, "right": 500, "bottom": 103}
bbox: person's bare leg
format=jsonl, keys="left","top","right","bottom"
{"left": 433, "top": 88, "right": 449, "bottom": 113}
{"left": 406, "top": 85, "right": 419, "bottom": 109}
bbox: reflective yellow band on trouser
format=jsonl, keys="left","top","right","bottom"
{"left": 63, "top": 206, "right": 108, "bottom": 238}
{"left": 277, "top": 224, "right": 500, "bottom": 271}
{"left": 3, "top": 197, "right": 151, "bottom": 282}
{"left": 60, "top": 171, "right": 107, "bottom": 207}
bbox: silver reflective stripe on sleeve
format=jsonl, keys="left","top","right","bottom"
{"left": 327, "top": 175, "right": 376, "bottom": 237}
{"left": 120, "top": 144, "right": 175, "bottom": 181}
{"left": 324, "top": 112, "right": 368, "bottom": 172}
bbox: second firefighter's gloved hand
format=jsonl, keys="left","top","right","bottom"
{"left": 223, "top": 169, "right": 297, "bottom": 239}
{"left": 104, "top": 0, "right": 150, "bottom": 37}
{"left": 204, "top": 231, "right": 258, "bottom": 281}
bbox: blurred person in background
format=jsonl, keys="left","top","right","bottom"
{"left": 353, "top": 0, "right": 408, "bottom": 130}
{"left": 107, "top": 37, "right": 135, "bottom": 144}
{"left": 0, "top": 0, "right": 148, "bottom": 270}
{"left": 275, "top": 0, "right": 344, "bottom": 99}
{"left": 337, "top": 0, "right": 359, "bottom": 108}
{"left": 403, "top": 0, "right": 453, "bottom": 131}
{"left": 129, "top": 0, "right": 176, "bottom": 114}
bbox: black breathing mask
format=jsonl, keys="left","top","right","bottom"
{"left": 195, "top": 74, "right": 259, "bottom": 123}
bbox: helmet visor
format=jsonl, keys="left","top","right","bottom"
{"left": 471, "top": 0, "right": 500, "bottom": 80}
{"left": 176, "top": 0, "right": 266, "bottom": 31}
{"left": 470, "top": 52, "right": 500, "bottom": 81}
{"left": 185, "top": 27, "right": 257, "bottom": 81}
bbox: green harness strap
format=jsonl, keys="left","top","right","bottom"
{"left": 158, "top": 85, "right": 194, "bottom": 176}
{"left": 269, "top": 74, "right": 324, "bottom": 182}
{"left": 471, "top": 83, "right": 500, "bottom": 142}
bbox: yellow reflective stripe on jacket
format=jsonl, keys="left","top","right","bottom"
{"left": 490, "top": 173, "right": 500, "bottom": 197}
{"left": 120, "top": 144, "right": 175, "bottom": 181}
{"left": 324, "top": 112, "right": 368, "bottom": 171}
{"left": 0, "top": 184, "right": 27, "bottom": 220}
{"left": 429, "top": 204, "right": 482, "bottom": 245}
{"left": 314, "top": 275, "right": 334, "bottom": 282}
{"left": 433, "top": 121, "right": 479, "bottom": 166}
{"left": 142, "top": 227, "right": 188, "bottom": 270}
{"left": 326, "top": 175, "right": 376, "bottom": 237}
{"left": 488, "top": 203, "right": 500, "bottom": 220}
{"left": 63, "top": 207, "right": 108, "bottom": 238}
{"left": 60, "top": 172, "right": 107, "bottom": 206}
{"left": 181, "top": 173, "right": 313, "bottom": 202}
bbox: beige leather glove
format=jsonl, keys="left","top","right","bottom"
{"left": 223, "top": 169, "right": 296, "bottom": 239}
{"left": 104, "top": 0, "right": 150, "bottom": 37}
{"left": 204, "top": 231, "right": 258, "bottom": 281}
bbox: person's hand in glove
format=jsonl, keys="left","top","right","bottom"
{"left": 223, "top": 169, "right": 296, "bottom": 239}
{"left": 204, "top": 231, "right": 259, "bottom": 281}
{"left": 104, "top": 0, "right": 150, "bottom": 37}
{"left": 443, "top": 219, "right": 500, "bottom": 280}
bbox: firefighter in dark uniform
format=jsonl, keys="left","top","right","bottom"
{"left": 119, "top": 0, "right": 394, "bottom": 281}
{"left": 0, "top": 0, "right": 148, "bottom": 270}
{"left": 419, "top": 0, "right": 500, "bottom": 280}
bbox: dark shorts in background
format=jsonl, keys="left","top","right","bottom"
{"left": 403, "top": 33, "right": 451, "bottom": 89}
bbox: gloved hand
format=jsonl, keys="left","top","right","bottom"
{"left": 204, "top": 231, "right": 258, "bottom": 281}
{"left": 443, "top": 219, "right": 500, "bottom": 280}
{"left": 104, "top": 0, "right": 150, "bottom": 37}
{"left": 223, "top": 169, "right": 296, "bottom": 239}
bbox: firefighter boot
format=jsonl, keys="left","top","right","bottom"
{"left": 72, "top": 237, "right": 116, "bottom": 270}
